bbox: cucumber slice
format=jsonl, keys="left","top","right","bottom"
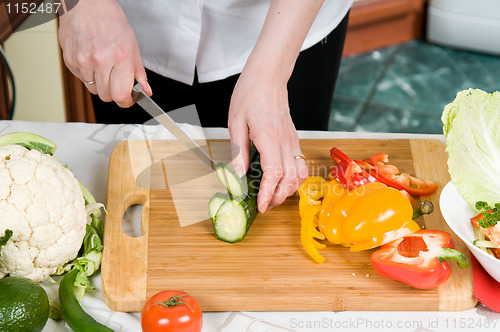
{"left": 215, "top": 163, "right": 245, "bottom": 198}
{"left": 473, "top": 240, "right": 500, "bottom": 248}
{"left": 208, "top": 192, "right": 230, "bottom": 221}
{"left": 0, "top": 132, "right": 56, "bottom": 155}
{"left": 213, "top": 199, "right": 257, "bottom": 243}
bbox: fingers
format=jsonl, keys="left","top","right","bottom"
{"left": 228, "top": 117, "right": 250, "bottom": 177}
{"left": 109, "top": 61, "right": 135, "bottom": 108}
{"left": 255, "top": 139, "right": 282, "bottom": 213}
{"left": 76, "top": 49, "right": 148, "bottom": 108}
{"left": 257, "top": 127, "right": 308, "bottom": 213}
{"left": 94, "top": 60, "right": 113, "bottom": 103}
{"left": 267, "top": 148, "right": 307, "bottom": 210}
{"left": 82, "top": 78, "right": 98, "bottom": 95}
{"left": 252, "top": 114, "right": 309, "bottom": 213}
{"left": 135, "top": 63, "right": 153, "bottom": 97}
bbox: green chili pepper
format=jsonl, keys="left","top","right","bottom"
{"left": 59, "top": 269, "right": 113, "bottom": 332}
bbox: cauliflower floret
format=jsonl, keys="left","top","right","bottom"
{"left": 0, "top": 145, "right": 87, "bottom": 282}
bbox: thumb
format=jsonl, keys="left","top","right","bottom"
{"left": 135, "top": 61, "right": 152, "bottom": 97}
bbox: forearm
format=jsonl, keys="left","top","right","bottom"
{"left": 244, "top": 0, "right": 325, "bottom": 82}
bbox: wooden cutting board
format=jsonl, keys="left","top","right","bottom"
{"left": 101, "top": 139, "right": 476, "bottom": 312}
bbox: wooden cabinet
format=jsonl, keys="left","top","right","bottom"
{"left": 343, "top": 0, "right": 428, "bottom": 56}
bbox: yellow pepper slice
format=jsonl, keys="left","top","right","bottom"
{"left": 300, "top": 204, "right": 325, "bottom": 264}
{"left": 299, "top": 197, "right": 321, "bottom": 218}
{"left": 321, "top": 179, "right": 347, "bottom": 207}
{"left": 298, "top": 176, "right": 325, "bottom": 201}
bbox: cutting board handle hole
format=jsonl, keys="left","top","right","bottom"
{"left": 122, "top": 204, "right": 143, "bottom": 238}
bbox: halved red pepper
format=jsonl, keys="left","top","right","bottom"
{"left": 371, "top": 230, "right": 469, "bottom": 289}
{"left": 329, "top": 148, "right": 376, "bottom": 190}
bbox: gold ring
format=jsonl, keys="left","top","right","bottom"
{"left": 84, "top": 80, "right": 96, "bottom": 85}
{"left": 294, "top": 154, "right": 306, "bottom": 160}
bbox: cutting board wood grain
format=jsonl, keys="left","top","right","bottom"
{"left": 101, "top": 139, "right": 476, "bottom": 312}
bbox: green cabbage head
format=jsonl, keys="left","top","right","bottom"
{"left": 442, "top": 89, "right": 500, "bottom": 212}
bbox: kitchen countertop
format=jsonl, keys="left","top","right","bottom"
{"left": 1, "top": 120, "right": 498, "bottom": 332}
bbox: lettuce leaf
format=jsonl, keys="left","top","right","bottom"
{"left": 442, "top": 89, "right": 500, "bottom": 212}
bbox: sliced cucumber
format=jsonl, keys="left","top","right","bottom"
{"left": 0, "top": 132, "right": 57, "bottom": 155}
{"left": 211, "top": 144, "right": 262, "bottom": 243}
{"left": 473, "top": 240, "right": 500, "bottom": 248}
{"left": 208, "top": 192, "right": 230, "bottom": 221}
{"left": 215, "top": 163, "right": 245, "bottom": 198}
{"left": 213, "top": 198, "right": 257, "bottom": 243}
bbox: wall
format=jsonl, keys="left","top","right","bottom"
{"left": 3, "top": 9, "right": 66, "bottom": 122}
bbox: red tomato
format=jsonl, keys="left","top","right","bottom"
{"left": 141, "top": 290, "right": 203, "bottom": 332}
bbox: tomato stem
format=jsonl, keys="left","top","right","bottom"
{"left": 151, "top": 295, "right": 194, "bottom": 312}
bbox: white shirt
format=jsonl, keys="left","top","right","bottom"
{"left": 118, "top": 0, "right": 354, "bottom": 85}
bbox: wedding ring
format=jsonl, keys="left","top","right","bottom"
{"left": 294, "top": 154, "right": 306, "bottom": 160}
{"left": 84, "top": 80, "right": 96, "bottom": 85}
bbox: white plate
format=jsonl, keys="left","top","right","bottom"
{"left": 439, "top": 181, "right": 500, "bottom": 283}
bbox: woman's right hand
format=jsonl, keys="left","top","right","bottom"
{"left": 58, "top": 0, "right": 152, "bottom": 107}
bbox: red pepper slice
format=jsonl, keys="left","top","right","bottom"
{"left": 366, "top": 167, "right": 438, "bottom": 196}
{"left": 471, "top": 212, "right": 486, "bottom": 226}
{"left": 365, "top": 153, "right": 438, "bottom": 196}
{"left": 329, "top": 148, "right": 376, "bottom": 190}
{"left": 371, "top": 230, "right": 468, "bottom": 289}
{"left": 329, "top": 148, "right": 438, "bottom": 196}
{"left": 471, "top": 211, "right": 500, "bottom": 259}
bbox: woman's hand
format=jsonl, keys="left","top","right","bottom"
{"left": 228, "top": 0, "right": 324, "bottom": 212}
{"left": 229, "top": 66, "right": 308, "bottom": 213}
{"left": 58, "top": 0, "right": 152, "bottom": 107}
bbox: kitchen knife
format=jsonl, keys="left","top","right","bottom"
{"left": 131, "top": 82, "right": 217, "bottom": 172}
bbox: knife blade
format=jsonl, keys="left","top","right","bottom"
{"left": 132, "top": 82, "right": 217, "bottom": 172}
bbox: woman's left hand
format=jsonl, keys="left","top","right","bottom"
{"left": 228, "top": 66, "right": 308, "bottom": 213}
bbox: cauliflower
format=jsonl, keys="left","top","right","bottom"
{"left": 0, "top": 144, "right": 87, "bottom": 282}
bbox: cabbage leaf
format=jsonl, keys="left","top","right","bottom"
{"left": 442, "top": 89, "right": 500, "bottom": 212}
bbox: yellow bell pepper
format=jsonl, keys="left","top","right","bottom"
{"left": 318, "top": 182, "right": 385, "bottom": 245}
{"left": 319, "top": 182, "right": 420, "bottom": 252}
{"left": 298, "top": 176, "right": 420, "bottom": 263}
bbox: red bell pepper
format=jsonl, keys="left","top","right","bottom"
{"left": 329, "top": 148, "right": 376, "bottom": 190}
{"left": 371, "top": 230, "right": 469, "bottom": 289}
